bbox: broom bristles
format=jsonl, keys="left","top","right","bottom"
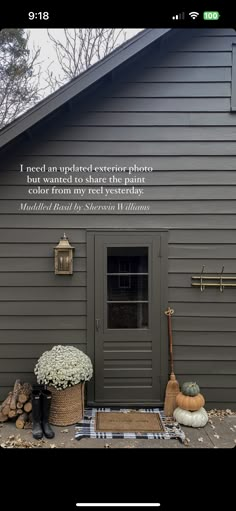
{"left": 164, "top": 373, "right": 180, "bottom": 417}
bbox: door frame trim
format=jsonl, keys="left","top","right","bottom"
{"left": 86, "top": 228, "right": 169, "bottom": 406}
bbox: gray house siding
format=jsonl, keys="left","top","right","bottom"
{"left": 0, "top": 28, "right": 236, "bottom": 407}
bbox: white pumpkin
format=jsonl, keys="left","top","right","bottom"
{"left": 173, "top": 407, "right": 208, "bottom": 428}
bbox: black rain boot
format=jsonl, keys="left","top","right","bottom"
{"left": 32, "top": 390, "right": 43, "bottom": 440}
{"left": 41, "top": 390, "right": 55, "bottom": 439}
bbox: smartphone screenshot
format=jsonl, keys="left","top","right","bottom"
{"left": 0, "top": 5, "right": 235, "bottom": 510}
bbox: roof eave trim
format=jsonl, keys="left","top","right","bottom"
{"left": 0, "top": 28, "right": 170, "bottom": 149}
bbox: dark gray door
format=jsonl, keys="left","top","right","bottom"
{"left": 93, "top": 232, "right": 167, "bottom": 406}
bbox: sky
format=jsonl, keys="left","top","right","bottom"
{"left": 28, "top": 29, "right": 142, "bottom": 94}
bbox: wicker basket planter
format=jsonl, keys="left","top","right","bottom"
{"left": 48, "top": 382, "right": 85, "bottom": 426}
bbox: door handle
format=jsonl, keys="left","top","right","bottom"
{"left": 96, "top": 319, "right": 100, "bottom": 332}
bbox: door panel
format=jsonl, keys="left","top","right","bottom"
{"left": 93, "top": 232, "right": 165, "bottom": 405}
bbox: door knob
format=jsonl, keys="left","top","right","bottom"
{"left": 96, "top": 319, "right": 100, "bottom": 331}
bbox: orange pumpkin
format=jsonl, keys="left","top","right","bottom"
{"left": 176, "top": 392, "right": 205, "bottom": 411}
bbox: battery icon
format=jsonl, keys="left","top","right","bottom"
{"left": 203, "top": 11, "right": 220, "bottom": 20}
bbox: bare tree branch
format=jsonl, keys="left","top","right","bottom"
{"left": 0, "top": 29, "right": 42, "bottom": 128}
{"left": 46, "top": 29, "right": 126, "bottom": 92}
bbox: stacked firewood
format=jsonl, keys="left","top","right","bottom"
{"left": 0, "top": 379, "right": 32, "bottom": 429}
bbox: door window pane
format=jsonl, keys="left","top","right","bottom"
{"left": 108, "top": 303, "right": 148, "bottom": 329}
{"left": 107, "top": 247, "right": 149, "bottom": 329}
{"left": 107, "top": 247, "right": 148, "bottom": 273}
{"left": 108, "top": 275, "right": 148, "bottom": 301}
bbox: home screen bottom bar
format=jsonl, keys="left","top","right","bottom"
{"left": 76, "top": 505, "right": 161, "bottom": 508}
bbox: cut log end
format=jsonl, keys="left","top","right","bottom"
{"left": 2, "top": 405, "right": 10, "bottom": 416}
{"left": 0, "top": 412, "right": 8, "bottom": 422}
{"left": 23, "top": 401, "right": 32, "bottom": 413}
{"left": 8, "top": 409, "right": 18, "bottom": 418}
{"left": 16, "top": 412, "right": 29, "bottom": 429}
{"left": 0, "top": 392, "right": 13, "bottom": 415}
{"left": 18, "top": 383, "right": 32, "bottom": 404}
{"left": 10, "top": 379, "right": 22, "bottom": 410}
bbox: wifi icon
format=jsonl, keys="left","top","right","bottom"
{"left": 189, "top": 11, "right": 199, "bottom": 19}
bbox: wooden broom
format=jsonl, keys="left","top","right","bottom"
{"left": 164, "top": 307, "right": 180, "bottom": 417}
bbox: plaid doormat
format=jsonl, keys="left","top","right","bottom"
{"left": 75, "top": 408, "right": 185, "bottom": 443}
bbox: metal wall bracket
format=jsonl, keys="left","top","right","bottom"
{"left": 191, "top": 266, "right": 236, "bottom": 291}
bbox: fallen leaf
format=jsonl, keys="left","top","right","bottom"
{"left": 214, "top": 434, "right": 220, "bottom": 439}
{"left": 60, "top": 429, "right": 69, "bottom": 433}
{"left": 208, "top": 408, "right": 236, "bottom": 418}
{"left": 50, "top": 444, "right": 56, "bottom": 448}
{"left": 198, "top": 437, "right": 204, "bottom": 442}
{"left": 8, "top": 435, "right": 15, "bottom": 440}
{"left": 210, "top": 425, "right": 216, "bottom": 429}
{"left": 24, "top": 422, "right": 32, "bottom": 429}
{"left": 230, "top": 427, "right": 235, "bottom": 432}
{"left": 184, "top": 437, "right": 190, "bottom": 446}
{"left": 234, "top": 425, "right": 236, "bottom": 429}
{"left": 104, "top": 443, "right": 111, "bottom": 448}
{"left": 234, "top": 439, "right": 236, "bottom": 444}
{"left": 1, "top": 437, "right": 46, "bottom": 448}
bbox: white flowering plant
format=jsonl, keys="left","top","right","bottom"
{"left": 34, "top": 345, "right": 93, "bottom": 390}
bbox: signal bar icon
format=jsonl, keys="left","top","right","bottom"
{"left": 172, "top": 12, "right": 185, "bottom": 20}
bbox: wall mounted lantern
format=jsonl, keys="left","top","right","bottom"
{"left": 54, "top": 233, "right": 74, "bottom": 275}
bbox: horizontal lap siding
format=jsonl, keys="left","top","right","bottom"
{"left": 3, "top": 170, "right": 236, "bottom": 185}
{"left": 0, "top": 224, "right": 87, "bottom": 399}
{"left": 4, "top": 156, "right": 236, "bottom": 170}
{"left": 2, "top": 216, "right": 236, "bottom": 227}
{"left": 13, "top": 141, "right": 236, "bottom": 155}
{"left": 31, "top": 126, "right": 236, "bottom": 141}
{"left": 0, "top": 272, "right": 86, "bottom": 286}
{"left": 2, "top": 186, "right": 236, "bottom": 199}
{"left": 52, "top": 112, "right": 236, "bottom": 125}
{"left": 0, "top": 258, "right": 85, "bottom": 271}
{"left": 103, "top": 82, "right": 231, "bottom": 97}
{"left": 86, "top": 98, "right": 230, "bottom": 112}
{"left": 0, "top": 29, "right": 236, "bottom": 407}
{"left": 2, "top": 202, "right": 236, "bottom": 215}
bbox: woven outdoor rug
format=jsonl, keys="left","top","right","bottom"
{"left": 75, "top": 408, "right": 186, "bottom": 442}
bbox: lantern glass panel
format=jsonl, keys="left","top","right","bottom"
{"left": 58, "top": 250, "right": 70, "bottom": 271}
